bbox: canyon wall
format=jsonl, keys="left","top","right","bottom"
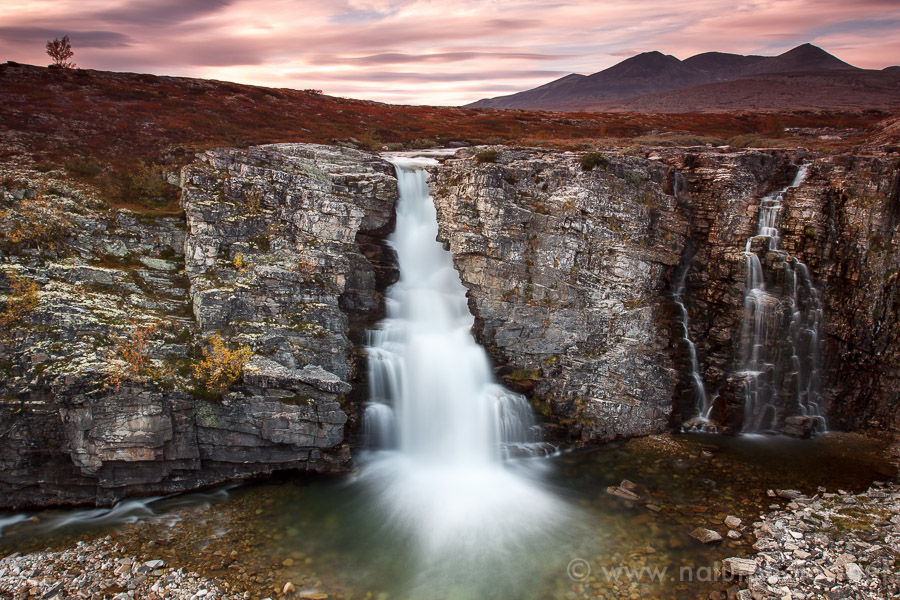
{"left": 431, "top": 147, "right": 900, "bottom": 442}
{"left": 1, "top": 141, "right": 897, "bottom": 508}
{"left": 0, "top": 144, "right": 396, "bottom": 508}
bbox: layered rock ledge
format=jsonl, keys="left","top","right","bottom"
{"left": 0, "top": 144, "right": 396, "bottom": 509}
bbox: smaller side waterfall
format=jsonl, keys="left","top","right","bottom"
{"left": 735, "top": 164, "right": 826, "bottom": 434}
{"left": 671, "top": 171, "right": 713, "bottom": 431}
{"left": 673, "top": 244, "right": 713, "bottom": 430}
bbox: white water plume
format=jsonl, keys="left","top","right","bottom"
{"left": 360, "top": 156, "right": 567, "bottom": 591}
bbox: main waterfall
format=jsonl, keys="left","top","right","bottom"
{"left": 359, "top": 156, "right": 566, "bottom": 597}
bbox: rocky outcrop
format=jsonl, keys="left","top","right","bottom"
{"left": 430, "top": 146, "right": 900, "bottom": 441}
{"left": 780, "top": 155, "right": 900, "bottom": 434}
{"left": 0, "top": 144, "right": 397, "bottom": 508}
{"left": 429, "top": 148, "right": 688, "bottom": 442}
{"left": 1, "top": 138, "right": 898, "bottom": 508}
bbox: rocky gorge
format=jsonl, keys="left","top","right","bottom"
{"left": 0, "top": 139, "right": 899, "bottom": 509}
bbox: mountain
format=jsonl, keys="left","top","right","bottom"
{"left": 468, "top": 44, "right": 865, "bottom": 111}
{"left": 602, "top": 69, "right": 900, "bottom": 113}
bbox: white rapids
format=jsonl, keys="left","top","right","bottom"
{"left": 359, "top": 155, "right": 568, "bottom": 594}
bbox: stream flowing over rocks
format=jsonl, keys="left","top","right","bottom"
{"left": 0, "top": 142, "right": 899, "bottom": 508}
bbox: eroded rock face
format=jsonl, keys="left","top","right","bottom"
{"left": 660, "top": 150, "right": 900, "bottom": 436}
{"left": 0, "top": 144, "right": 397, "bottom": 508}
{"left": 429, "top": 148, "right": 689, "bottom": 442}
{"left": 430, "top": 147, "right": 900, "bottom": 441}
{"left": 1, "top": 140, "right": 898, "bottom": 508}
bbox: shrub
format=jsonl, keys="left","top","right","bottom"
{"left": 1, "top": 271, "right": 39, "bottom": 327}
{"left": 580, "top": 152, "right": 609, "bottom": 171}
{"left": 106, "top": 322, "right": 159, "bottom": 389}
{"left": 244, "top": 188, "right": 263, "bottom": 215}
{"left": 193, "top": 334, "right": 252, "bottom": 396}
{"left": 110, "top": 160, "right": 177, "bottom": 207}
{"left": 0, "top": 189, "right": 73, "bottom": 251}
{"left": 65, "top": 156, "right": 102, "bottom": 179}
{"left": 475, "top": 149, "right": 498, "bottom": 164}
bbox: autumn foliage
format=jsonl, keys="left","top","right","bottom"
{"left": 106, "top": 322, "right": 160, "bottom": 389}
{"left": 193, "top": 334, "right": 252, "bottom": 396}
{"left": 0, "top": 189, "right": 72, "bottom": 252}
{"left": 0, "top": 271, "right": 39, "bottom": 327}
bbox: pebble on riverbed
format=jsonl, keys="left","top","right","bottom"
{"left": 0, "top": 537, "right": 247, "bottom": 600}
{"left": 689, "top": 527, "right": 723, "bottom": 544}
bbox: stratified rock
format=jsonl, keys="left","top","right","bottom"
{"left": 430, "top": 148, "right": 688, "bottom": 442}
{"left": 0, "top": 143, "right": 397, "bottom": 509}
{"left": 689, "top": 528, "right": 722, "bottom": 544}
{"left": 722, "top": 557, "right": 757, "bottom": 577}
{"left": 776, "top": 489, "right": 802, "bottom": 500}
{"left": 606, "top": 485, "right": 641, "bottom": 502}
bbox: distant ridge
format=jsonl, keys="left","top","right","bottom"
{"left": 468, "top": 44, "right": 880, "bottom": 112}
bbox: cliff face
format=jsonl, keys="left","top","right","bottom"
{"left": 781, "top": 156, "right": 900, "bottom": 433}
{"left": 429, "top": 149, "right": 688, "bottom": 442}
{"left": 0, "top": 144, "right": 396, "bottom": 509}
{"left": 431, "top": 147, "right": 900, "bottom": 442}
{"left": 1, "top": 141, "right": 897, "bottom": 508}
{"left": 663, "top": 150, "right": 900, "bottom": 436}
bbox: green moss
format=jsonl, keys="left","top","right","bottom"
{"left": 624, "top": 170, "right": 644, "bottom": 186}
{"left": 503, "top": 368, "right": 540, "bottom": 382}
{"left": 475, "top": 149, "right": 498, "bottom": 164}
{"left": 580, "top": 152, "right": 609, "bottom": 171}
{"left": 530, "top": 396, "right": 552, "bottom": 418}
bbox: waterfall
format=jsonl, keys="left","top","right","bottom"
{"left": 359, "top": 156, "right": 565, "bottom": 593}
{"left": 670, "top": 170, "right": 713, "bottom": 431}
{"left": 736, "top": 164, "right": 826, "bottom": 434}
{"left": 673, "top": 246, "right": 712, "bottom": 430}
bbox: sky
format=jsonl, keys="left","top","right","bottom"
{"left": 1, "top": 0, "right": 899, "bottom": 106}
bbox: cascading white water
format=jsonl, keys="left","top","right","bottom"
{"left": 359, "top": 156, "right": 566, "bottom": 595}
{"left": 673, "top": 257, "right": 711, "bottom": 427}
{"left": 362, "top": 156, "right": 543, "bottom": 461}
{"left": 670, "top": 172, "right": 713, "bottom": 430}
{"left": 737, "top": 164, "right": 826, "bottom": 433}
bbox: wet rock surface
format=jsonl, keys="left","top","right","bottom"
{"left": 2, "top": 140, "right": 900, "bottom": 508}
{"left": 430, "top": 147, "right": 688, "bottom": 443}
{"left": 429, "top": 146, "right": 900, "bottom": 441}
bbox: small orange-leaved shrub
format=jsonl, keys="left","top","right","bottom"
{"left": 0, "top": 270, "right": 39, "bottom": 327}
{"left": 0, "top": 189, "right": 72, "bottom": 252}
{"left": 193, "top": 334, "right": 252, "bottom": 396}
{"left": 106, "top": 322, "right": 160, "bottom": 389}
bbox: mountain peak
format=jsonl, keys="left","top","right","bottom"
{"left": 467, "top": 43, "right": 867, "bottom": 111}
{"left": 767, "top": 43, "right": 858, "bottom": 71}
